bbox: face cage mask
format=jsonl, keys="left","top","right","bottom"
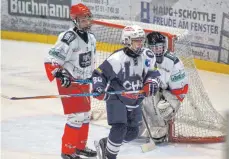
{"left": 149, "top": 43, "right": 165, "bottom": 64}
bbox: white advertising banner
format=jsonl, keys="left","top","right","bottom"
{"left": 71, "top": 0, "right": 130, "bottom": 20}
{"left": 1, "top": 0, "right": 229, "bottom": 64}
{"left": 138, "top": 0, "right": 229, "bottom": 63}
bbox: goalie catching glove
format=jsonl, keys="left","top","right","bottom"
{"left": 53, "top": 68, "right": 71, "bottom": 88}
{"left": 143, "top": 78, "right": 160, "bottom": 97}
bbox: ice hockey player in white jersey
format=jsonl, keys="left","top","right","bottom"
{"left": 44, "top": 3, "right": 97, "bottom": 159}
{"left": 139, "top": 31, "right": 189, "bottom": 143}
{"left": 91, "top": 25, "right": 160, "bottom": 159}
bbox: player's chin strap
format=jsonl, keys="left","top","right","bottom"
{"left": 1, "top": 90, "right": 145, "bottom": 100}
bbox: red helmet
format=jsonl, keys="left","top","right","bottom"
{"left": 70, "top": 3, "right": 92, "bottom": 20}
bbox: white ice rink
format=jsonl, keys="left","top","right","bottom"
{"left": 1, "top": 39, "right": 229, "bottom": 159}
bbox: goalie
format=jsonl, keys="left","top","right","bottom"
{"left": 139, "top": 32, "right": 189, "bottom": 143}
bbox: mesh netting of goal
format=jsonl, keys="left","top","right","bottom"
{"left": 89, "top": 19, "right": 226, "bottom": 143}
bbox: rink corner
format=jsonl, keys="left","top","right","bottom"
{"left": 1, "top": 30, "right": 229, "bottom": 75}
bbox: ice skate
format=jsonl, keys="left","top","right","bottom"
{"left": 94, "top": 138, "right": 108, "bottom": 159}
{"left": 76, "top": 147, "right": 97, "bottom": 157}
{"left": 61, "top": 153, "right": 81, "bottom": 159}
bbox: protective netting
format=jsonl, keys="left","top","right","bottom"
{"left": 89, "top": 19, "right": 226, "bottom": 143}
{"left": 169, "top": 34, "right": 226, "bottom": 143}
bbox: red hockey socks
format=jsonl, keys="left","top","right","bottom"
{"left": 62, "top": 123, "right": 89, "bottom": 154}
{"left": 78, "top": 123, "right": 89, "bottom": 150}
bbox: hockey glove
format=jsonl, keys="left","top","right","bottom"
{"left": 143, "top": 78, "right": 159, "bottom": 97}
{"left": 53, "top": 68, "right": 71, "bottom": 88}
{"left": 92, "top": 87, "right": 109, "bottom": 101}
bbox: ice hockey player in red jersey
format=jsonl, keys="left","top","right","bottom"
{"left": 44, "top": 3, "right": 97, "bottom": 159}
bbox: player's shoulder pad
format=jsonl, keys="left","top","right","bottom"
{"left": 164, "top": 51, "right": 179, "bottom": 64}
{"left": 144, "top": 48, "right": 155, "bottom": 58}
{"left": 61, "top": 30, "right": 77, "bottom": 45}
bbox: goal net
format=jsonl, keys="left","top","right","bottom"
{"left": 89, "top": 19, "right": 226, "bottom": 143}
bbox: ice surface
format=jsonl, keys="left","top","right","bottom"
{"left": 1, "top": 40, "right": 229, "bottom": 159}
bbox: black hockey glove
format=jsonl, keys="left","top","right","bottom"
{"left": 53, "top": 68, "right": 71, "bottom": 88}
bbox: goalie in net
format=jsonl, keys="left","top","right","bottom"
{"left": 139, "top": 32, "right": 189, "bottom": 143}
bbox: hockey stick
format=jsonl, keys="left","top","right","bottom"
{"left": 1, "top": 90, "right": 145, "bottom": 101}
{"left": 140, "top": 105, "right": 156, "bottom": 153}
{"left": 73, "top": 79, "right": 92, "bottom": 84}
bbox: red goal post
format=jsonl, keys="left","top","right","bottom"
{"left": 92, "top": 19, "right": 177, "bottom": 52}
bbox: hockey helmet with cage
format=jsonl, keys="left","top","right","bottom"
{"left": 70, "top": 3, "right": 92, "bottom": 31}
{"left": 146, "top": 32, "right": 166, "bottom": 64}
{"left": 121, "top": 25, "right": 145, "bottom": 55}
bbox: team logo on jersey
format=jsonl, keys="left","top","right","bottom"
{"left": 123, "top": 80, "right": 143, "bottom": 91}
{"left": 61, "top": 31, "right": 76, "bottom": 45}
{"left": 79, "top": 51, "right": 92, "bottom": 68}
{"left": 145, "top": 50, "right": 154, "bottom": 58}
{"left": 49, "top": 48, "right": 66, "bottom": 60}
{"left": 145, "top": 59, "right": 151, "bottom": 67}
{"left": 171, "top": 70, "right": 185, "bottom": 82}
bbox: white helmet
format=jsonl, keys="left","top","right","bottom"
{"left": 121, "top": 25, "right": 145, "bottom": 55}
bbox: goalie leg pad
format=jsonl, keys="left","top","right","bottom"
{"left": 150, "top": 123, "right": 168, "bottom": 141}
{"left": 139, "top": 94, "right": 168, "bottom": 142}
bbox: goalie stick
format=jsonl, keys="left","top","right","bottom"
{"left": 140, "top": 105, "right": 156, "bottom": 152}
{"left": 1, "top": 90, "right": 145, "bottom": 100}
